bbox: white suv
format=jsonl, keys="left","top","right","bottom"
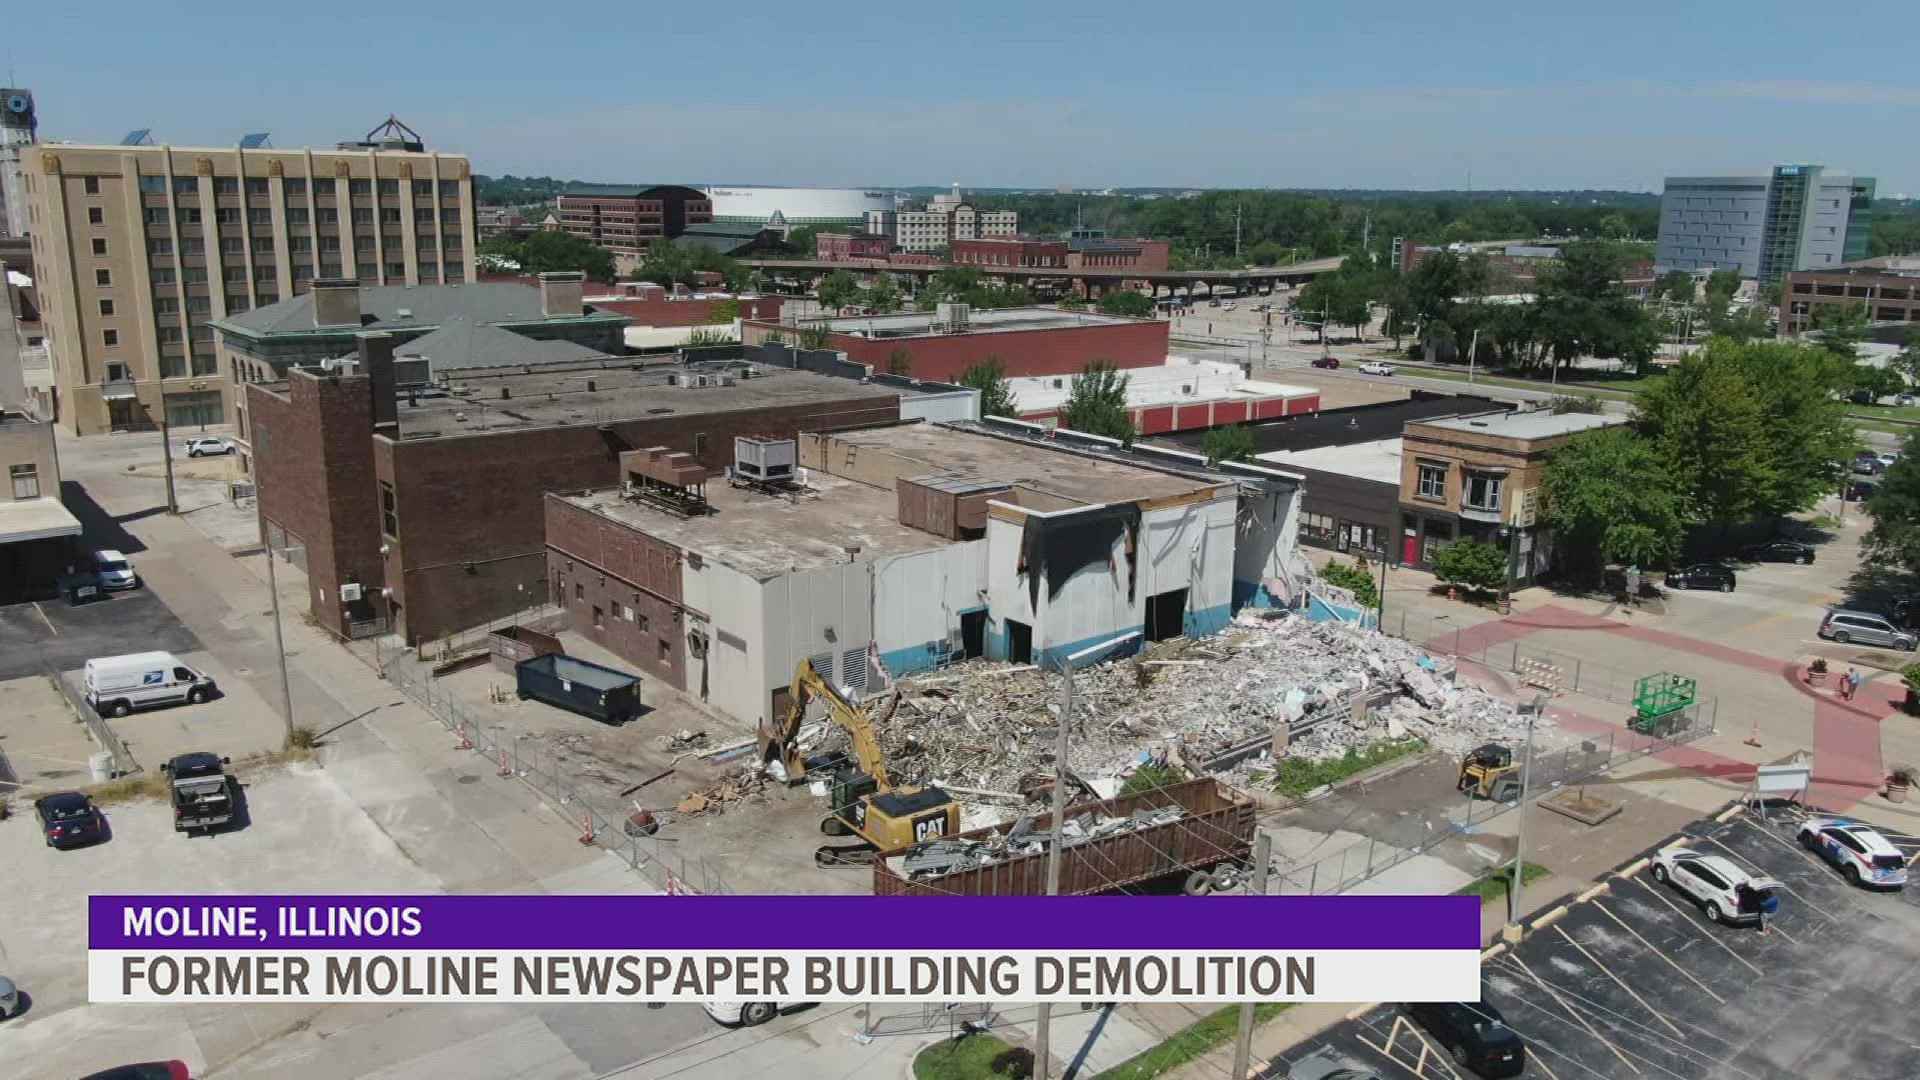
{"left": 1798, "top": 818, "right": 1909, "bottom": 888}
{"left": 184, "top": 436, "right": 235, "bottom": 457}
{"left": 1650, "top": 845, "right": 1782, "bottom": 925}
{"left": 1357, "top": 361, "right": 1395, "bottom": 376}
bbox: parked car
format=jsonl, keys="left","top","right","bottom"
{"left": 0, "top": 974, "right": 16, "bottom": 1019}
{"left": 78, "top": 1064, "right": 192, "bottom": 1080}
{"left": 1738, "top": 540, "right": 1814, "bottom": 564}
{"left": 1650, "top": 844, "right": 1783, "bottom": 925}
{"left": 1850, "top": 388, "right": 1879, "bottom": 405}
{"left": 57, "top": 568, "right": 106, "bottom": 606}
{"left": 84, "top": 651, "right": 218, "bottom": 717}
{"left": 34, "top": 791, "right": 105, "bottom": 849}
{"left": 1287, "top": 1049, "right": 1382, "bottom": 1080}
{"left": 162, "top": 752, "right": 234, "bottom": 835}
{"left": 1357, "top": 361, "right": 1395, "bottom": 376}
{"left": 183, "top": 436, "right": 234, "bottom": 457}
{"left": 1853, "top": 456, "right": 1884, "bottom": 476}
{"left": 703, "top": 1001, "right": 812, "bottom": 1026}
{"left": 1878, "top": 451, "right": 1900, "bottom": 467}
{"left": 1312, "top": 355, "right": 1340, "bottom": 369}
{"left": 1221, "top": 302, "right": 1237, "bottom": 311}
{"left": 1849, "top": 480, "right": 1878, "bottom": 502}
{"left": 1665, "top": 563, "right": 1736, "bottom": 592}
{"left": 1897, "top": 394, "right": 1918, "bottom": 406}
{"left": 1798, "top": 818, "right": 1909, "bottom": 888}
{"left": 1819, "top": 608, "right": 1917, "bottom": 650}
{"left": 83, "top": 549, "right": 138, "bottom": 590}
{"left": 1402, "top": 1000, "right": 1525, "bottom": 1077}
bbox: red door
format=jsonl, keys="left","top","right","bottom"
{"left": 1403, "top": 533, "right": 1419, "bottom": 564}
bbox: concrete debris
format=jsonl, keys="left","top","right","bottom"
{"left": 886, "top": 805, "right": 1192, "bottom": 881}
{"left": 670, "top": 766, "right": 771, "bottom": 818}
{"left": 817, "top": 606, "right": 1550, "bottom": 798}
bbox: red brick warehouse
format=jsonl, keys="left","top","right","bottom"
{"left": 741, "top": 306, "right": 1169, "bottom": 383}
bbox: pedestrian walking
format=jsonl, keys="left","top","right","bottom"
{"left": 1851, "top": 667, "right": 1866, "bottom": 700}
{"left": 1842, "top": 666, "right": 1859, "bottom": 700}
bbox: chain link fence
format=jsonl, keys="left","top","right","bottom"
{"left": 1266, "top": 703, "right": 1717, "bottom": 896}
{"left": 1391, "top": 609, "right": 1655, "bottom": 705}
{"left": 371, "top": 637, "right": 733, "bottom": 895}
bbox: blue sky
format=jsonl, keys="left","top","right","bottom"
{"left": 10, "top": 1, "right": 1919, "bottom": 193}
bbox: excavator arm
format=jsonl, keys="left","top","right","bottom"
{"left": 756, "top": 657, "right": 898, "bottom": 784}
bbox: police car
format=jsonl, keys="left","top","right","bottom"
{"left": 1797, "top": 818, "right": 1910, "bottom": 888}
{"left": 1649, "top": 845, "right": 1783, "bottom": 926}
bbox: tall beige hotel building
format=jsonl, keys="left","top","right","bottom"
{"left": 24, "top": 119, "right": 475, "bottom": 433}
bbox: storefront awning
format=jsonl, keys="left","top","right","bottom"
{"left": 100, "top": 380, "right": 138, "bottom": 401}
{"left": 0, "top": 497, "right": 83, "bottom": 544}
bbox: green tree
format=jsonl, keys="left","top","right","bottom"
{"left": 1431, "top": 538, "right": 1508, "bottom": 592}
{"left": 1120, "top": 764, "right": 1185, "bottom": 795}
{"left": 1057, "top": 294, "right": 1089, "bottom": 310}
{"left": 1811, "top": 301, "right": 1871, "bottom": 360}
{"left": 1529, "top": 241, "right": 1661, "bottom": 375}
{"left": 818, "top": 269, "right": 864, "bottom": 312}
{"left": 864, "top": 274, "right": 903, "bottom": 314}
{"left": 1634, "top": 338, "right": 1854, "bottom": 526}
{"left": 1598, "top": 213, "right": 1633, "bottom": 239}
{"left": 1865, "top": 434, "right": 1920, "bottom": 574}
{"left": 1058, "top": 362, "right": 1134, "bottom": 443}
{"left": 1318, "top": 560, "right": 1379, "bottom": 609}
{"left": 682, "top": 327, "right": 731, "bottom": 348}
{"left": 1853, "top": 364, "right": 1905, "bottom": 401}
{"left": 1547, "top": 394, "right": 1604, "bottom": 414}
{"left": 636, "top": 242, "right": 696, "bottom": 287}
{"left": 1893, "top": 325, "right": 1920, "bottom": 387}
{"left": 1201, "top": 424, "right": 1255, "bottom": 465}
{"left": 703, "top": 298, "right": 739, "bottom": 325}
{"left": 784, "top": 225, "right": 822, "bottom": 259}
{"left": 1295, "top": 269, "right": 1374, "bottom": 342}
{"left": 886, "top": 347, "right": 913, "bottom": 377}
{"left": 1096, "top": 290, "right": 1155, "bottom": 317}
{"left": 956, "top": 357, "right": 1018, "bottom": 417}
{"left": 1540, "top": 428, "right": 1686, "bottom": 575}
{"left": 1655, "top": 271, "right": 1695, "bottom": 303}
{"left": 480, "top": 230, "right": 617, "bottom": 282}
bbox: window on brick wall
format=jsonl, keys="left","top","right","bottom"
{"left": 1416, "top": 462, "right": 1447, "bottom": 500}
{"left": 574, "top": 582, "right": 584, "bottom": 601}
{"left": 380, "top": 481, "right": 398, "bottom": 538}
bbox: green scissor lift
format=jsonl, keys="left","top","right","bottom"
{"left": 1632, "top": 673, "right": 1696, "bottom": 736}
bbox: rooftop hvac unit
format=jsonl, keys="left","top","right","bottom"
{"left": 733, "top": 436, "right": 797, "bottom": 485}
{"left": 937, "top": 301, "right": 971, "bottom": 331}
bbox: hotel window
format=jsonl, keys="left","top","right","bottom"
{"left": 380, "top": 482, "right": 398, "bottom": 537}
{"left": 1416, "top": 462, "right": 1447, "bottom": 500}
{"left": 246, "top": 178, "right": 270, "bottom": 196}
{"left": 99, "top": 299, "right": 115, "bottom": 316}
{"left": 88, "top": 207, "right": 104, "bottom": 225}
{"left": 102, "top": 329, "right": 119, "bottom": 347}
{"left": 349, "top": 179, "right": 371, "bottom": 197}
{"left": 213, "top": 177, "right": 239, "bottom": 195}
{"left": 91, "top": 238, "right": 108, "bottom": 256}
{"left": 95, "top": 268, "right": 112, "bottom": 287}
{"left": 284, "top": 178, "right": 307, "bottom": 197}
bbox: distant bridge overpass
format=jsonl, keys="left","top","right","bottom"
{"left": 740, "top": 254, "right": 1347, "bottom": 297}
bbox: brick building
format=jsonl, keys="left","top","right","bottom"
{"left": 1780, "top": 256, "right": 1920, "bottom": 338}
{"left": 1400, "top": 242, "right": 1655, "bottom": 297}
{"left": 552, "top": 184, "right": 711, "bottom": 263}
{"left": 1398, "top": 408, "right": 1625, "bottom": 586}
{"left": 582, "top": 283, "right": 784, "bottom": 328}
{"left": 247, "top": 334, "right": 903, "bottom": 645}
{"left": 815, "top": 232, "right": 891, "bottom": 261}
{"left": 1066, "top": 234, "right": 1170, "bottom": 273}
{"left": 950, "top": 237, "right": 1069, "bottom": 269}
{"left": 741, "top": 305, "right": 1169, "bottom": 383}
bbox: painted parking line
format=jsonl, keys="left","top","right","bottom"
{"left": 1721, "top": 815, "right": 1898, "bottom": 920}
{"left": 1693, "top": 831, "right": 1840, "bottom": 928}
{"left": 32, "top": 601, "right": 57, "bottom": 635}
{"left": 1496, "top": 953, "right": 1640, "bottom": 1074}
{"left": 1551, "top": 924, "right": 1687, "bottom": 1041}
{"left": 1589, "top": 900, "right": 1725, "bottom": 1004}
{"left": 1728, "top": 608, "right": 1798, "bottom": 637}
{"left": 1348, "top": 1013, "right": 1465, "bottom": 1079}
{"left": 1493, "top": 953, "right": 1730, "bottom": 1080}
{"left": 1624, "top": 875, "right": 1766, "bottom": 976}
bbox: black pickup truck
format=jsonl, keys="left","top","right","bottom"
{"left": 162, "top": 752, "right": 233, "bottom": 834}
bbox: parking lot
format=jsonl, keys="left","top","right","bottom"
{"left": 1272, "top": 806, "right": 1920, "bottom": 1079}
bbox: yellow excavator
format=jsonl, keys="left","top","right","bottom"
{"left": 757, "top": 657, "right": 958, "bottom": 868}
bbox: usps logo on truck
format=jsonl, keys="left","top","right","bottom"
{"left": 143, "top": 671, "right": 165, "bottom": 686}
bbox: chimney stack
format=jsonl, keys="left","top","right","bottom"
{"left": 539, "top": 271, "right": 585, "bottom": 318}
{"left": 312, "top": 278, "right": 362, "bottom": 328}
{"left": 357, "top": 331, "right": 398, "bottom": 432}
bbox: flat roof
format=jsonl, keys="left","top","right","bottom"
{"left": 566, "top": 472, "right": 947, "bottom": 581}
{"left": 217, "top": 282, "right": 626, "bottom": 337}
{"left": 381, "top": 363, "right": 898, "bottom": 437}
{"left": 1258, "top": 437, "right": 1404, "bottom": 486}
{"left": 0, "top": 497, "right": 82, "bottom": 544}
{"left": 1415, "top": 409, "right": 1625, "bottom": 440}
{"left": 809, "top": 306, "right": 1145, "bottom": 339}
{"left": 819, "top": 422, "right": 1220, "bottom": 506}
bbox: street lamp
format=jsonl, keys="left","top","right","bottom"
{"left": 157, "top": 378, "right": 209, "bottom": 515}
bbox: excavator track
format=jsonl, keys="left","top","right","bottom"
{"left": 815, "top": 843, "right": 879, "bottom": 868}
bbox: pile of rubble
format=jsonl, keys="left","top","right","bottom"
{"left": 838, "top": 609, "right": 1546, "bottom": 795}
{"left": 887, "top": 805, "right": 1190, "bottom": 880}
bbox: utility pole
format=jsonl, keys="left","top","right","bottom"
{"left": 1033, "top": 665, "right": 1074, "bottom": 1080}
{"left": 158, "top": 392, "right": 178, "bottom": 515}
{"left": 1505, "top": 702, "right": 1542, "bottom": 930}
{"left": 1234, "top": 203, "right": 1243, "bottom": 259}
{"left": 259, "top": 505, "right": 296, "bottom": 739}
{"left": 1229, "top": 830, "right": 1274, "bottom": 1080}
{"left": 1466, "top": 327, "right": 1480, "bottom": 384}
{"left": 1375, "top": 556, "right": 1388, "bottom": 627}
